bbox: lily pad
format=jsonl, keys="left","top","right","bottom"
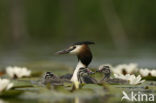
{"left": 143, "top": 76, "right": 156, "bottom": 81}
{"left": 0, "top": 90, "right": 24, "bottom": 98}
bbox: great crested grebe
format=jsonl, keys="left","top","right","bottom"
{"left": 96, "top": 65, "right": 128, "bottom": 84}
{"left": 56, "top": 41, "right": 94, "bottom": 88}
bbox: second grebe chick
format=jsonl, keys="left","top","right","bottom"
{"left": 96, "top": 65, "right": 128, "bottom": 84}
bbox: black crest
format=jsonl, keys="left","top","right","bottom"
{"left": 71, "top": 41, "right": 95, "bottom": 46}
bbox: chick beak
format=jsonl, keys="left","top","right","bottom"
{"left": 87, "top": 69, "right": 95, "bottom": 75}
{"left": 96, "top": 70, "right": 101, "bottom": 72}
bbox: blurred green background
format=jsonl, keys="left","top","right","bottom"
{"left": 0, "top": 0, "right": 156, "bottom": 68}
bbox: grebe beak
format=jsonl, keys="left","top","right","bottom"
{"left": 56, "top": 47, "right": 74, "bottom": 55}
{"left": 96, "top": 70, "right": 102, "bottom": 72}
{"left": 56, "top": 49, "right": 69, "bottom": 55}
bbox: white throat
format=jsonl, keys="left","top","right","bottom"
{"left": 71, "top": 61, "right": 85, "bottom": 82}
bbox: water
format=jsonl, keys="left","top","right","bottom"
{"left": 0, "top": 44, "right": 155, "bottom": 69}
{"left": 0, "top": 44, "right": 156, "bottom": 103}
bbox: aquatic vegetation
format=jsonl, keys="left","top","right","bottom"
{"left": 114, "top": 74, "right": 145, "bottom": 85}
{"left": 103, "top": 63, "right": 156, "bottom": 79}
{"left": 151, "top": 70, "right": 156, "bottom": 77}
{"left": 139, "top": 68, "right": 156, "bottom": 77}
{"left": 111, "top": 63, "right": 138, "bottom": 75}
{"left": 0, "top": 78, "right": 13, "bottom": 93}
{"left": 0, "top": 63, "right": 155, "bottom": 103}
{"left": 6, "top": 66, "right": 31, "bottom": 78}
{"left": 139, "top": 68, "right": 151, "bottom": 77}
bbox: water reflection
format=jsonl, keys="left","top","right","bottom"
{"left": 74, "top": 97, "right": 80, "bottom": 103}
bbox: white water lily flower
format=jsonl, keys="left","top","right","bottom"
{"left": 114, "top": 74, "right": 145, "bottom": 85}
{"left": 151, "top": 70, "right": 156, "bottom": 77}
{"left": 129, "top": 75, "right": 145, "bottom": 85}
{"left": 114, "top": 74, "right": 131, "bottom": 81}
{"left": 6, "top": 66, "right": 31, "bottom": 78}
{"left": 112, "top": 63, "right": 138, "bottom": 75}
{"left": 0, "top": 78, "right": 13, "bottom": 93}
{"left": 139, "top": 69, "right": 156, "bottom": 77}
{"left": 112, "top": 67, "right": 123, "bottom": 75}
{"left": 139, "top": 68, "right": 151, "bottom": 77}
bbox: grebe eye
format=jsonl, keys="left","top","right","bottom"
{"left": 69, "top": 46, "right": 76, "bottom": 50}
{"left": 72, "top": 46, "right": 76, "bottom": 49}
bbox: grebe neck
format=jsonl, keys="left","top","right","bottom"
{"left": 71, "top": 61, "right": 86, "bottom": 82}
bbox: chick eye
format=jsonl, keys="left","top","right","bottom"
{"left": 105, "top": 69, "right": 110, "bottom": 73}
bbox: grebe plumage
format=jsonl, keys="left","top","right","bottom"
{"left": 77, "top": 67, "right": 97, "bottom": 84}
{"left": 42, "top": 69, "right": 96, "bottom": 86}
{"left": 96, "top": 65, "right": 128, "bottom": 84}
{"left": 56, "top": 41, "right": 95, "bottom": 88}
{"left": 42, "top": 72, "right": 71, "bottom": 86}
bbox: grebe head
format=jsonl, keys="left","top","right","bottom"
{"left": 44, "top": 72, "right": 57, "bottom": 79}
{"left": 96, "top": 65, "right": 111, "bottom": 78}
{"left": 56, "top": 41, "right": 94, "bottom": 55}
{"left": 56, "top": 41, "right": 95, "bottom": 67}
{"left": 77, "top": 67, "right": 95, "bottom": 83}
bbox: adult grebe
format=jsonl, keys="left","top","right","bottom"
{"left": 56, "top": 41, "right": 94, "bottom": 88}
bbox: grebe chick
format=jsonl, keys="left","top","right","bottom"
{"left": 60, "top": 73, "right": 72, "bottom": 80}
{"left": 96, "top": 65, "right": 128, "bottom": 84}
{"left": 42, "top": 72, "right": 71, "bottom": 86}
{"left": 78, "top": 67, "right": 97, "bottom": 84}
{"left": 60, "top": 68, "right": 94, "bottom": 80}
